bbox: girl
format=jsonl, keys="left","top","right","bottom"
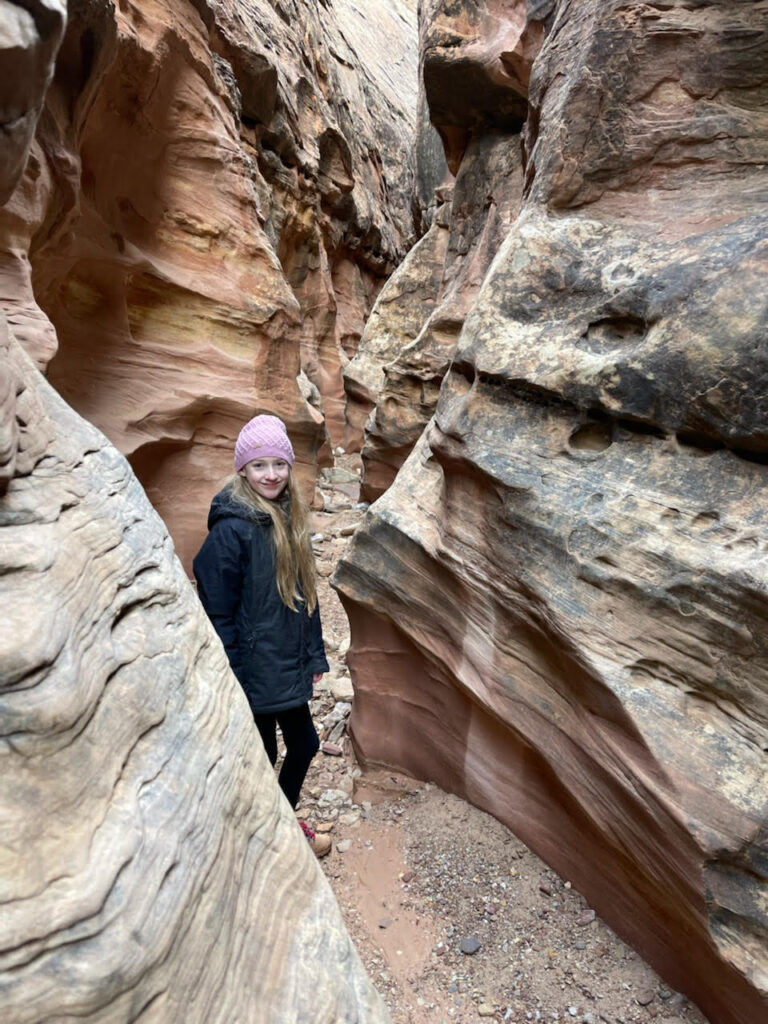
{"left": 193, "top": 414, "right": 331, "bottom": 857}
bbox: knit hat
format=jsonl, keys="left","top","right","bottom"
{"left": 234, "top": 414, "right": 295, "bottom": 471}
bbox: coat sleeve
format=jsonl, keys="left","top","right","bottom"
{"left": 307, "top": 601, "right": 330, "bottom": 675}
{"left": 193, "top": 521, "right": 246, "bottom": 676}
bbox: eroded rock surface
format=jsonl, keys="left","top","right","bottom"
{"left": 0, "top": 6, "right": 386, "bottom": 1020}
{"left": 350, "top": 0, "right": 538, "bottom": 501}
{"left": 1, "top": 0, "right": 418, "bottom": 570}
{"left": 335, "top": 2, "right": 768, "bottom": 1022}
{"left": 0, "top": 336, "right": 387, "bottom": 1024}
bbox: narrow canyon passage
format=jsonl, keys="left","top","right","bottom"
{"left": 289, "top": 455, "right": 712, "bottom": 1024}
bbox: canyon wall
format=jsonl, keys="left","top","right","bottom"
{"left": 1, "top": 0, "right": 419, "bottom": 571}
{"left": 335, "top": 2, "right": 768, "bottom": 1023}
{"left": 0, "top": 3, "right": 387, "bottom": 1021}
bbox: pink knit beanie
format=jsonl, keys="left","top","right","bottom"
{"left": 234, "top": 414, "right": 295, "bottom": 471}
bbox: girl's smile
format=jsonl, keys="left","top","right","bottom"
{"left": 240, "top": 458, "right": 290, "bottom": 500}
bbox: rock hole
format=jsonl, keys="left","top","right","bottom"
{"left": 568, "top": 422, "right": 613, "bottom": 452}
{"left": 584, "top": 315, "right": 647, "bottom": 348}
{"left": 692, "top": 511, "right": 719, "bottom": 530}
{"left": 732, "top": 446, "right": 768, "bottom": 467}
{"left": 616, "top": 417, "right": 666, "bottom": 439}
{"left": 676, "top": 432, "right": 724, "bottom": 457}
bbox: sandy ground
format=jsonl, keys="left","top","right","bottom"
{"left": 292, "top": 457, "right": 711, "bottom": 1024}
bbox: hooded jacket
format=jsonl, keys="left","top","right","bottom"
{"left": 193, "top": 487, "right": 329, "bottom": 715}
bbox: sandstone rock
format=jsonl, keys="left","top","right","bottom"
{"left": 0, "top": 335, "right": 386, "bottom": 1022}
{"left": 335, "top": 2, "right": 768, "bottom": 1023}
{"left": 421, "top": 0, "right": 544, "bottom": 173}
{"left": 0, "top": 5, "right": 385, "bottom": 1014}
{"left": 344, "top": 187, "right": 452, "bottom": 448}
{"left": 359, "top": 129, "right": 525, "bottom": 501}
{"left": 331, "top": 675, "right": 355, "bottom": 703}
{"left": 0, "top": 0, "right": 66, "bottom": 204}
{"left": 0, "top": 0, "right": 65, "bottom": 491}
{"left": 1, "top": 0, "right": 419, "bottom": 570}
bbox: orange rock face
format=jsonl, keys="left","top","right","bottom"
{"left": 1, "top": 0, "right": 418, "bottom": 570}
{"left": 336, "top": 2, "right": 768, "bottom": 1022}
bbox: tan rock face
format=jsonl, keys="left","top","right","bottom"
{"left": 335, "top": 2, "right": 768, "bottom": 1021}
{"left": 349, "top": 0, "right": 541, "bottom": 502}
{"left": 358, "top": 129, "right": 525, "bottom": 501}
{"left": 0, "top": 6, "right": 385, "bottom": 1019}
{"left": 0, "top": 335, "right": 387, "bottom": 1024}
{"left": 1, "top": 0, "right": 418, "bottom": 570}
{"left": 0, "top": 0, "right": 66, "bottom": 204}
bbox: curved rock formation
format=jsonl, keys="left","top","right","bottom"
{"left": 0, "top": 6, "right": 385, "bottom": 1021}
{"left": 0, "top": 336, "right": 386, "bottom": 1024}
{"left": 335, "top": 2, "right": 768, "bottom": 1022}
{"left": 1, "top": 0, "right": 418, "bottom": 570}
{"left": 349, "top": 0, "right": 539, "bottom": 501}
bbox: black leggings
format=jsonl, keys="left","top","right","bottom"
{"left": 252, "top": 703, "right": 320, "bottom": 810}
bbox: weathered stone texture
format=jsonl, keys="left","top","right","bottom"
{"left": 0, "top": 337, "right": 387, "bottom": 1023}
{"left": 0, "top": 0, "right": 66, "bottom": 204}
{"left": 358, "top": 129, "right": 525, "bottom": 501}
{"left": 351, "top": 0, "right": 537, "bottom": 500}
{"left": 335, "top": 2, "right": 768, "bottom": 1021}
{"left": 0, "top": 4, "right": 386, "bottom": 1020}
{"left": 0, "top": 0, "right": 418, "bottom": 571}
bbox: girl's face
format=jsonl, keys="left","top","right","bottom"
{"left": 240, "top": 457, "right": 290, "bottom": 500}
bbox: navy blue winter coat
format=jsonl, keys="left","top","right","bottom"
{"left": 193, "top": 488, "right": 329, "bottom": 715}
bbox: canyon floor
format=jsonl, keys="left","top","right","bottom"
{"left": 293, "top": 456, "right": 711, "bottom": 1024}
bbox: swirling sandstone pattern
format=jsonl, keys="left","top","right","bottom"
{"left": 335, "top": 2, "right": 768, "bottom": 1022}
{"left": 0, "top": 340, "right": 386, "bottom": 1023}
{"left": 0, "top": 4, "right": 386, "bottom": 1021}
{"left": 1, "top": 0, "right": 418, "bottom": 570}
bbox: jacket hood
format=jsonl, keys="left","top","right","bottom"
{"left": 207, "top": 487, "right": 273, "bottom": 529}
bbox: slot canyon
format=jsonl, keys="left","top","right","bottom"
{"left": 1, "top": 2, "right": 766, "bottom": 1024}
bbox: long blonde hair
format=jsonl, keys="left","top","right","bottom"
{"left": 227, "top": 472, "right": 318, "bottom": 613}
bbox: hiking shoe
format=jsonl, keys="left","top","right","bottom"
{"left": 300, "top": 820, "right": 331, "bottom": 858}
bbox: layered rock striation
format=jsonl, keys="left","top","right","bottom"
{"left": 1, "top": 0, "right": 419, "bottom": 570}
{"left": 335, "top": 2, "right": 768, "bottom": 1022}
{"left": 347, "top": 0, "right": 540, "bottom": 500}
{"left": 0, "top": 5, "right": 386, "bottom": 1020}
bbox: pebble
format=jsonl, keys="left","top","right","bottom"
{"left": 573, "top": 940, "right": 586, "bottom": 950}
{"left": 459, "top": 937, "right": 481, "bottom": 955}
{"left": 539, "top": 882, "right": 553, "bottom": 896}
{"left": 321, "top": 741, "right": 343, "bottom": 756}
{"left": 318, "top": 788, "right": 351, "bottom": 808}
{"left": 379, "top": 917, "right": 394, "bottom": 929}
{"left": 338, "top": 809, "right": 361, "bottom": 826}
{"left": 636, "top": 988, "right": 655, "bottom": 1006}
{"left": 328, "top": 720, "right": 346, "bottom": 744}
{"left": 478, "top": 1003, "right": 495, "bottom": 1017}
{"left": 338, "top": 525, "right": 357, "bottom": 537}
{"left": 336, "top": 839, "right": 352, "bottom": 853}
{"left": 576, "top": 909, "right": 596, "bottom": 926}
{"left": 330, "top": 677, "right": 354, "bottom": 702}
